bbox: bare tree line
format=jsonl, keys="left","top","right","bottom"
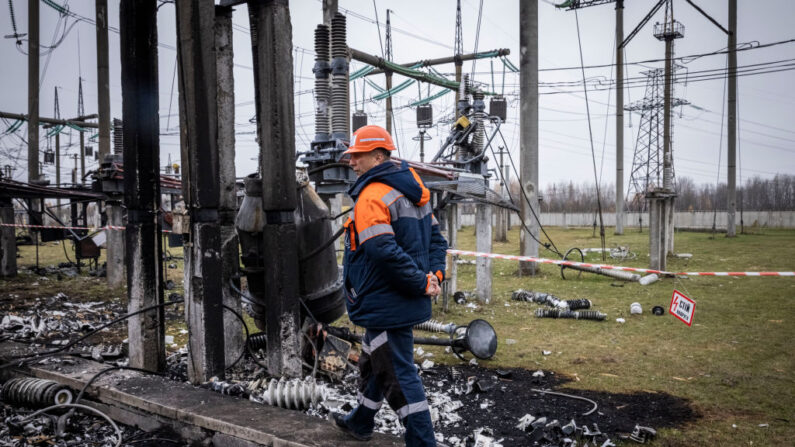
{"left": 502, "top": 174, "right": 795, "bottom": 213}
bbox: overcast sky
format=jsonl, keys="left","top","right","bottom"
{"left": 1, "top": 0, "right": 793, "bottom": 192}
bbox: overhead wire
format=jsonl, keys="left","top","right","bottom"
{"left": 574, "top": 8, "right": 606, "bottom": 260}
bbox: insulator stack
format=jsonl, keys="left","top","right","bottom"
{"left": 253, "top": 377, "right": 326, "bottom": 410}
{"left": 535, "top": 309, "right": 606, "bottom": 321}
{"left": 313, "top": 24, "right": 331, "bottom": 141}
{"left": 330, "top": 13, "right": 349, "bottom": 138}
{"left": 414, "top": 319, "right": 456, "bottom": 335}
{"left": 112, "top": 118, "right": 123, "bottom": 156}
{"left": 565, "top": 299, "right": 592, "bottom": 310}
{"left": 1, "top": 377, "right": 74, "bottom": 408}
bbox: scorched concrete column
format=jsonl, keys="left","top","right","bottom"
{"left": 215, "top": 5, "right": 244, "bottom": 368}
{"left": 175, "top": 0, "right": 226, "bottom": 383}
{"left": 120, "top": 0, "right": 165, "bottom": 373}
{"left": 249, "top": 0, "right": 302, "bottom": 378}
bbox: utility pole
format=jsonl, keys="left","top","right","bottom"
{"left": 215, "top": 4, "right": 243, "bottom": 370}
{"left": 27, "top": 0, "right": 39, "bottom": 185}
{"left": 384, "top": 9, "right": 393, "bottom": 133}
{"left": 98, "top": 0, "right": 123, "bottom": 286}
{"left": 453, "top": 0, "right": 463, "bottom": 119}
{"left": 175, "top": 0, "right": 226, "bottom": 383}
{"left": 494, "top": 146, "right": 508, "bottom": 242}
{"left": 96, "top": 0, "right": 111, "bottom": 160}
{"left": 519, "top": 0, "right": 539, "bottom": 275}
{"left": 249, "top": 0, "right": 302, "bottom": 378}
{"left": 726, "top": 0, "right": 737, "bottom": 237}
{"left": 615, "top": 0, "right": 625, "bottom": 235}
{"left": 120, "top": 0, "right": 165, "bottom": 373}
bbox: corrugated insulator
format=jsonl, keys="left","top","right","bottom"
{"left": 330, "top": 13, "right": 347, "bottom": 58}
{"left": 253, "top": 377, "right": 326, "bottom": 410}
{"left": 314, "top": 24, "right": 330, "bottom": 63}
{"left": 1, "top": 377, "right": 73, "bottom": 408}
{"left": 414, "top": 319, "right": 456, "bottom": 334}
{"left": 566, "top": 299, "right": 592, "bottom": 310}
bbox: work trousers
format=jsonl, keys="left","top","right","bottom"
{"left": 343, "top": 326, "right": 436, "bottom": 446}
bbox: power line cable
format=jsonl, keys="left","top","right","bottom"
{"left": 574, "top": 9, "right": 606, "bottom": 260}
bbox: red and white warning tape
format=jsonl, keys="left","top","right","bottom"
{"left": 0, "top": 223, "right": 170, "bottom": 233}
{"left": 447, "top": 249, "right": 795, "bottom": 278}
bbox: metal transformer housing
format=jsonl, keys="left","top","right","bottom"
{"left": 236, "top": 174, "right": 345, "bottom": 330}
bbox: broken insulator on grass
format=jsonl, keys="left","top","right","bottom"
{"left": 565, "top": 299, "right": 592, "bottom": 310}
{"left": 251, "top": 377, "right": 326, "bottom": 410}
{"left": 414, "top": 319, "right": 457, "bottom": 335}
{"left": 534, "top": 309, "right": 606, "bottom": 321}
{"left": 1, "top": 377, "right": 73, "bottom": 408}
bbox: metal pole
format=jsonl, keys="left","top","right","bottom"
{"left": 79, "top": 132, "right": 86, "bottom": 184}
{"left": 615, "top": 0, "right": 625, "bottom": 235}
{"left": 519, "top": 0, "right": 539, "bottom": 275}
{"left": 55, "top": 132, "right": 61, "bottom": 209}
{"left": 215, "top": 4, "right": 243, "bottom": 369}
{"left": 249, "top": 0, "right": 302, "bottom": 378}
{"left": 96, "top": 0, "right": 111, "bottom": 161}
{"left": 175, "top": 0, "right": 225, "bottom": 383}
{"left": 120, "top": 0, "right": 165, "bottom": 373}
{"left": 726, "top": 0, "right": 737, "bottom": 237}
{"left": 385, "top": 72, "right": 393, "bottom": 133}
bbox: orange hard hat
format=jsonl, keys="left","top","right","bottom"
{"left": 344, "top": 125, "right": 396, "bottom": 154}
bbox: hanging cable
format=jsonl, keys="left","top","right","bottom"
{"left": 711, "top": 56, "right": 729, "bottom": 237}
{"left": 487, "top": 131, "right": 562, "bottom": 257}
{"left": 493, "top": 126, "right": 562, "bottom": 257}
{"left": 574, "top": 9, "right": 606, "bottom": 261}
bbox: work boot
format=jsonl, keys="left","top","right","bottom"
{"left": 329, "top": 412, "right": 373, "bottom": 441}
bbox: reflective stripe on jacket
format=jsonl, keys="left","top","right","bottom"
{"left": 343, "top": 161, "right": 448, "bottom": 329}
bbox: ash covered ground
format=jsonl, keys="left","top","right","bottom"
{"left": 1, "top": 267, "right": 696, "bottom": 446}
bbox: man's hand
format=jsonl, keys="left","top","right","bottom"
{"left": 425, "top": 272, "right": 441, "bottom": 297}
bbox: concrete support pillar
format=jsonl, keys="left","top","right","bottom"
{"left": 648, "top": 195, "right": 673, "bottom": 271}
{"left": 96, "top": 0, "right": 111, "bottom": 160}
{"left": 615, "top": 0, "right": 625, "bottom": 235}
{"left": 106, "top": 201, "right": 125, "bottom": 286}
{"left": 120, "top": 0, "right": 165, "bottom": 373}
{"left": 446, "top": 203, "right": 458, "bottom": 310}
{"left": 475, "top": 203, "right": 492, "bottom": 303}
{"left": 215, "top": 5, "right": 243, "bottom": 368}
{"left": 27, "top": 0, "right": 39, "bottom": 185}
{"left": 519, "top": 0, "right": 539, "bottom": 275}
{"left": 249, "top": 0, "right": 302, "bottom": 378}
{"left": 175, "top": 0, "right": 226, "bottom": 383}
{"left": 0, "top": 199, "right": 17, "bottom": 278}
{"left": 726, "top": 0, "right": 737, "bottom": 237}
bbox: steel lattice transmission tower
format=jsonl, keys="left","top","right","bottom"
{"left": 624, "top": 67, "right": 688, "bottom": 211}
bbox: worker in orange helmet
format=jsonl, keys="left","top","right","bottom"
{"left": 330, "top": 125, "right": 447, "bottom": 446}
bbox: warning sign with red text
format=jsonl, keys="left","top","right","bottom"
{"left": 670, "top": 290, "right": 696, "bottom": 326}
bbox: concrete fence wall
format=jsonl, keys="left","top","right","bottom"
{"left": 459, "top": 210, "right": 795, "bottom": 229}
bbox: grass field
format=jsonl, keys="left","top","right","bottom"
{"left": 3, "top": 226, "right": 794, "bottom": 446}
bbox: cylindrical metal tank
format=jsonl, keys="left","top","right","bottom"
{"left": 235, "top": 174, "right": 345, "bottom": 330}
